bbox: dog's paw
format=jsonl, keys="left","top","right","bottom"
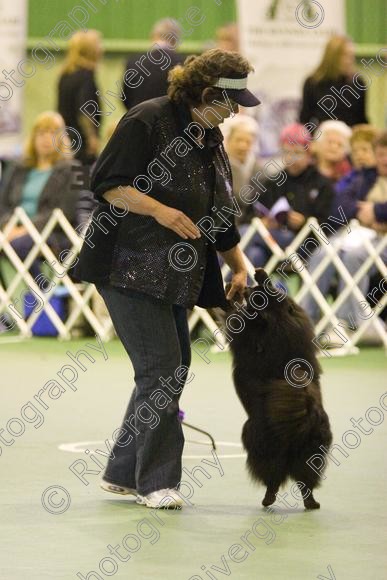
{"left": 304, "top": 497, "right": 320, "bottom": 510}
{"left": 262, "top": 490, "right": 277, "bottom": 507}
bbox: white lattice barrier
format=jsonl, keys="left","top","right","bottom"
{"left": 213, "top": 217, "right": 387, "bottom": 355}
{"left": 1, "top": 209, "right": 386, "bottom": 354}
{"left": 0, "top": 208, "right": 114, "bottom": 341}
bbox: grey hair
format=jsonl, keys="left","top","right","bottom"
{"left": 318, "top": 120, "right": 352, "bottom": 153}
{"left": 226, "top": 114, "right": 259, "bottom": 138}
{"left": 319, "top": 120, "right": 352, "bottom": 140}
{"left": 151, "top": 18, "right": 182, "bottom": 46}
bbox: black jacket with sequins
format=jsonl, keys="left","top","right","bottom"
{"left": 73, "top": 96, "right": 241, "bottom": 309}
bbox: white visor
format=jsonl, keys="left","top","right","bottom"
{"left": 213, "top": 77, "right": 248, "bottom": 90}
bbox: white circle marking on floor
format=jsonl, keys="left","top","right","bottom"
{"left": 58, "top": 440, "right": 246, "bottom": 459}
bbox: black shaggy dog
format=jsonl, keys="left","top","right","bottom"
{"left": 224, "top": 268, "right": 332, "bottom": 509}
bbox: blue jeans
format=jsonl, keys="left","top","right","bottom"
{"left": 96, "top": 284, "right": 191, "bottom": 496}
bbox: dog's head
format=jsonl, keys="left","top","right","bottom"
{"left": 225, "top": 268, "right": 300, "bottom": 319}
{"left": 224, "top": 268, "right": 321, "bottom": 377}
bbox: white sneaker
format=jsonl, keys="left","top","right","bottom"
{"left": 136, "top": 488, "right": 183, "bottom": 509}
{"left": 100, "top": 480, "right": 137, "bottom": 496}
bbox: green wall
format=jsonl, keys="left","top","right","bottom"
{"left": 24, "top": 0, "right": 238, "bottom": 140}
{"left": 28, "top": 0, "right": 236, "bottom": 49}
{"left": 28, "top": 0, "right": 386, "bottom": 45}
{"left": 346, "top": 0, "right": 386, "bottom": 45}
{"left": 23, "top": 0, "right": 386, "bottom": 139}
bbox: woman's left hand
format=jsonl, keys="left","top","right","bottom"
{"left": 226, "top": 270, "right": 248, "bottom": 303}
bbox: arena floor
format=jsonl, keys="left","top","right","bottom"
{"left": 1, "top": 338, "right": 386, "bottom": 580}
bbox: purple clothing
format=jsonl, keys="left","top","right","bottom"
{"left": 374, "top": 202, "right": 387, "bottom": 223}
{"left": 334, "top": 167, "right": 372, "bottom": 195}
{"left": 331, "top": 167, "right": 377, "bottom": 224}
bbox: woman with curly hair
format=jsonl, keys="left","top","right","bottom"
{"left": 73, "top": 48, "right": 260, "bottom": 509}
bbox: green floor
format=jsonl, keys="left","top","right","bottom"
{"left": 0, "top": 339, "right": 386, "bottom": 580}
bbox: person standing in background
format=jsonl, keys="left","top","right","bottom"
{"left": 215, "top": 23, "right": 240, "bottom": 53}
{"left": 122, "top": 19, "right": 183, "bottom": 111}
{"left": 57, "top": 30, "right": 103, "bottom": 166}
{"left": 299, "top": 35, "right": 368, "bottom": 128}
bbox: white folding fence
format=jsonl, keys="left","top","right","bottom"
{"left": 0, "top": 208, "right": 113, "bottom": 341}
{"left": 0, "top": 208, "right": 386, "bottom": 355}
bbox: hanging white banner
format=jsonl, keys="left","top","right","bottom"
{"left": 0, "top": 0, "right": 27, "bottom": 158}
{"left": 237, "top": 0, "right": 345, "bottom": 156}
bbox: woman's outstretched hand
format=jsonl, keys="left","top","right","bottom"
{"left": 226, "top": 270, "right": 247, "bottom": 303}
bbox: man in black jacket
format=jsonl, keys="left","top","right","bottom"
{"left": 122, "top": 19, "right": 184, "bottom": 112}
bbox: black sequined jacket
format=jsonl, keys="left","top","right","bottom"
{"left": 73, "top": 96, "right": 241, "bottom": 309}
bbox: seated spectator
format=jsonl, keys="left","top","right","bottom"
{"left": 224, "top": 115, "right": 260, "bottom": 225}
{"left": 242, "top": 123, "right": 335, "bottom": 267}
{"left": 356, "top": 132, "right": 387, "bottom": 232}
{"left": 0, "top": 111, "right": 82, "bottom": 289}
{"left": 312, "top": 120, "right": 352, "bottom": 183}
{"left": 301, "top": 130, "right": 387, "bottom": 328}
{"left": 217, "top": 115, "right": 260, "bottom": 279}
{"left": 335, "top": 124, "right": 379, "bottom": 198}
{"left": 357, "top": 201, "right": 387, "bottom": 230}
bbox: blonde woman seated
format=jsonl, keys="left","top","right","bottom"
{"left": 0, "top": 111, "right": 81, "bottom": 288}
